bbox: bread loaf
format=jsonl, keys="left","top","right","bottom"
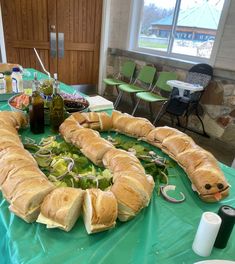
{"left": 82, "top": 189, "right": 118, "bottom": 234}
{"left": 146, "top": 126, "right": 229, "bottom": 202}
{"left": 37, "top": 187, "right": 85, "bottom": 231}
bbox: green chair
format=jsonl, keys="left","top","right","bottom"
{"left": 103, "top": 61, "right": 136, "bottom": 95}
{"left": 132, "top": 71, "right": 177, "bottom": 118}
{"left": 114, "top": 65, "right": 156, "bottom": 109}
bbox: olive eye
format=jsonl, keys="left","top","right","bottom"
{"left": 205, "top": 184, "right": 211, "bottom": 190}
{"left": 217, "top": 183, "right": 224, "bottom": 190}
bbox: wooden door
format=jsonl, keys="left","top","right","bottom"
{"left": 0, "top": 0, "right": 57, "bottom": 75}
{"left": 1, "top": 0, "right": 103, "bottom": 86}
{"left": 56, "top": 0, "right": 103, "bottom": 85}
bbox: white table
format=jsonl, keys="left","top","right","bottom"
{"left": 167, "top": 80, "right": 204, "bottom": 97}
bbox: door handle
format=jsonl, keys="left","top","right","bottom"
{"left": 50, "top": 32, "right": 57, "bottom": 58}
{"left": 58, "top": 32, "right": 64, "bottom": 58}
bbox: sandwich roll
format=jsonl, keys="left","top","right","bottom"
{"left": 146, "top": 126, "right": 183, "bottom": 147}
{"left": 67, "top": 112, "right": 87, "bottom": 126}
{"left": 161, "top": 135, "right": 197, "bottom": 158}
{"left": 190, "top": 167, "right": 229, "bottom": 202}
{"left": 83, "top": 189, "right": 118, "bottom": 234}
{"left": 97, "top": 112, "right": 112, "bottom": 131}
{"left": 70, "top": 128, "right": 100, "bottom": 149}
{"left": 59, "top": 119, "right": 83, "bottom": 143}
{"left": 111, "top": 173, "right": 154, "bottom": 221}
{"left": 9, "top": 178, "right": 55, "bottom": 223}
{"left": 2, "top": 168, "right": 46, "bottom": 202}
{"left": 102, "top": 148, "right": 144, "bottom": 174}
{"left": 37, "top": 187, "right": 85, "bottom": 231}
{"left": 0, "top": 160, "right": 36, "bottom": 186}
{"left": 80, "top": 138, "right": 114, "bottom": 166}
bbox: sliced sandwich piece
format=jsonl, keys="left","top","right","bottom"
{"left": 0, "top": 111, "right": 27, "bottom": 128}
{"left": 146, "top": 126, "right": 183, "bottom": 148}
{"left": 0, "top": 159, "right": 36, "bottom": 186}
{"left": 177, "top": 147, "right": 216, "bottom": 175}
{"left": 124, "top": 117, "right": 155, "bottom": 138}
{"left": 37, "top": 187, "right": 85, "bottom": 231}
{"left": 83, "top": 188, "right": 118, "bottom": 234}
{"left": 59, "top": 119, "right": 82, "bottom": 143}
{"left": 2, "top": 167, "right": 46, "bottom": 202}
{"left": 189, "top": 165, "right": 230, "bottom": 203}
{"left": 103, "top": 148, "right": 144, "bottom": 173}
{"left": 97, "top": 112, "right": 112, "bottom": 131}
{"left": 70, "top": 128, "right": 100, "bottom": 149}
{"left": 111, "top": 173, "right": 154, "bottom": 221}
{"left": 80, "top": 138, "right": 114, "bottom": 166}
{"left": 161, "top": 134, "right": 197, "bottom": 159}
{"left": 9, "top": 178, "right": 55, "bottom": 223}
{"left": 68, "top": 112, "right": 88, "bottom": 126}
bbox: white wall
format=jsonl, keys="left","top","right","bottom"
{"left": 215, "top": 0, "right": 235, "bottom": 70}
{"left": 108, "top": 0, "right": 132, "bottom": 49}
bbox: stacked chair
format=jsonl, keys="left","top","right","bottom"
{"left": 154, "top": 63, "right": 213, "bottom": 136}
{"left": 103, "top": 61, "right": 136, "bottom": 96}
{"left": 114, "top": 65, "right": 156, "bottom": 109}
{"left": 132, "top": 71, "right": 177, "bottom": 119}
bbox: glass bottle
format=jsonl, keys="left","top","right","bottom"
{"left": 50, "top": 73, "right": 64, "bottom": 133}
{"left": 0, "top": 73, "right": 6, "bottom": 94}
{"left": 4, "top": 71, "right": 12, "bottom": 93}
{"left": 12, "top": 67, "right": 23, "bottom": 93}
{"left": 29, "top": 72, "right": 45, "bottom": 134}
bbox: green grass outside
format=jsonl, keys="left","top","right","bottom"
{"left": 138, "top": 39, "right": 168, "bottom": 50}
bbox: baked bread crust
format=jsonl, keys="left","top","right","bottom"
{"left": 0, "top": 109, "right": 230, "bottom": 233}
{"left": 38, "top": 187, "right": 85, "bottom": 231}
{"left": 83, "top": 189, "right": 118, "bottom": 234}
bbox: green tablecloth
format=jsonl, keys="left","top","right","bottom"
{"left": 0, "top": 70, "right": 235, "bottom": 264}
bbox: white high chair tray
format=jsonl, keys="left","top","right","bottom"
{"left": 167, "top": 80, "right": 203, "bottom": 96}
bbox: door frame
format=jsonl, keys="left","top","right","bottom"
{"left": 0, "top": 4, "right": 7, "bottom": 62}
{"left": 98, "top": 0, "right": 110, "bottom": 95}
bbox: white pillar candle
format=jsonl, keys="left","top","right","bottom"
{"left": 192, "top": 212, "right": 222, "bottom": 257}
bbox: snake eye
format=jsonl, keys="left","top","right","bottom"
{"left": 205, "top": 184, "right": 211, "bottom": 190}
{"left": 217, "top": 183, "right": 224, "bottom": 190}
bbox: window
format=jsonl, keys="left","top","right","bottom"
{"left": 131, "top": 0, "right": 229, "bottom": 63}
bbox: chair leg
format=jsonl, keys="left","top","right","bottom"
{"left": 115, "top": 85, "right": 119, "bottom": 95}
{"left": 114, "top": 91, "right": 123, "bottom": 109}
{"left": 102, "top": 85, "right": 107, "bottom": 96}
{"left": 195, "top": 108, "right": 208, "bottom": 136}
{"left": 177, "top": 116, "right": 181, "bottom": 127}
{"left": 132, "top": 98, "right": 141, "bottom": 116}
{"left": 149, "top": 102, "right": 153, "bottom": 121}
{"left": 183, "top": 115, "right": 189, "bottom": 132}
{"left": 130, "top": 93, "right": 136, "bottom": 109}
{"left": 153, "top": 101, "right": 167, "bottom": 125}
{"left": 170, "top": 115, "right": 174, "bottom": 127}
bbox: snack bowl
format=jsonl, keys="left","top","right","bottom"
{"left": 8, "top": 93, "right": 29, "bottom": 114}
{"left": 8, "top": 92, "right": 90, "bottom": 120}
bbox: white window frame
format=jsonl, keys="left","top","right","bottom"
{"left": 129, "top": 0, "right": 231, "bottom": 65}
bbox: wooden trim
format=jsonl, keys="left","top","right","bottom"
{"left": 8, "top": 41, "right": 50, "bottom": 49}
{"left": 64, "top": 42, "right": 95, "bottom": 51}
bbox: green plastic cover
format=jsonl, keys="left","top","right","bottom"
{"left": 0, "top": 69, "right": 234, "bottom": 264}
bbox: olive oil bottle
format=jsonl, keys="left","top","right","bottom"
{"left": 50, "top": 73, "right": 64, "bottom": 133}
{"left": 29, "top": 72, "right": 45, "bottom": 134}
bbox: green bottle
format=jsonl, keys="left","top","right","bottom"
{"left": 50, "top": 73, "right": 64, "bottom": 133}
{"left": 29, "top": 72, "right": 45, "bottom": 134}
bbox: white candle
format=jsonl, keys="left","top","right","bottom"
{"left": 192, "top": 212, "right": 222, "bottom": 257}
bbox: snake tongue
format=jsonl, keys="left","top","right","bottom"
{"left": 214, "top": 192, "right": 222, "bottom": 201}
